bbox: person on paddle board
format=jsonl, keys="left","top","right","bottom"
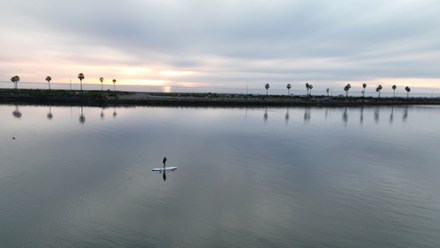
{"left": 162, "top": 157, "right": 167, "bottom": 181}
{"left": 163, "top": 157, "right": 167, "bottom": 168}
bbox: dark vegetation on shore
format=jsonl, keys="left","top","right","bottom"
{"left": 1, "top": 88, "right": 439, "bottom": 107}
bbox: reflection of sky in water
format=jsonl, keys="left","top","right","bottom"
{"left": 1, "top": 105, "right": 440, "bottom": 247}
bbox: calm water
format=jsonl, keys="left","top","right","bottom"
{"left": 1, "top": 104, "right": 440, "bottom": 248}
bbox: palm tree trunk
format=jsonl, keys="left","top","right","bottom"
{"left": 80, "top": 80, "right": 83, "bottom": 91}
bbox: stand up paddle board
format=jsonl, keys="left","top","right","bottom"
{"left": 152, "top": 167, "right": 177, "bottom": 172}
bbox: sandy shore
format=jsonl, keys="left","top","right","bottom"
{"left": 1, "top": 89, "right": 440, "bottom": 107}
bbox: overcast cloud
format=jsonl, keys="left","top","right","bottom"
{"left": 1, "top": 0, "right": 439, "bottom": 91}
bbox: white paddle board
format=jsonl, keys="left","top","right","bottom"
{"left": 152, "top": 167, "right": 177, "bottom": 171}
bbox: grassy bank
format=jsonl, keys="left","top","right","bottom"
{"left": 1, "top": 88, "right": 440, "bottom": 107}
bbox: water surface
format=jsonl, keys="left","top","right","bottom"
{"left": 1, "top": 105, "right": 440, "bottom": 247}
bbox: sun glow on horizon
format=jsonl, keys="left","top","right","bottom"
{"left": 162, "top": 86, "right": 171, "bottom": 93}
{"left": 2, "top": 59, "right": 438, "bottom": 92}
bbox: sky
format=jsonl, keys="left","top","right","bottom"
{"left": 1, "top": 0, "right": 440, "bottom": 93}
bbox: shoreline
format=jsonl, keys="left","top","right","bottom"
{"left": 1, "top": 88, "right": 440, "bottom": 107}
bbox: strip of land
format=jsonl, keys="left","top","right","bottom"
{"left": 1, "top": 89, "right": 439, "bottom": 107}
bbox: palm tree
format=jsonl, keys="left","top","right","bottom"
{"left": 78, "top": 73, "right": 85, "bottom": 91}
{"left": 326, "top": 88, "right": 330, "bottom": 97}
{"left": 405, "top": 86, "right": 411, "bottom": 98}
{"left": 305, "top": 83, "right": 310, "bottom": 95}
{"left": 362, "top": 83, "right": 367, "bottom": 97}
{"left": 11, "top": 75, "right": 20, "bottom": 89}
{"left": 99, "top": 77, "right": 104, "bottom": 91}
{"left": 392, "top": 85, "right": 397, "bottom": 98}
{"left": 265, "top": 83, "right": 270, "bottom": 95}
{"left": 112, "top": 79, "right": 117, "bottom": 91}
{"left": 344, "top": 84, "right": 351, "bottom": 97}
{"left": 376, "top": 84, "right": 383, "bottom": 98}
{"left": 308, "top": 84, "right": 313, "bottom": 95}
{"left": 46, "top": 76, "right": 52, "bottom": 90}
{"left": 286, "top": 83, "right": 291, "bottom": 95}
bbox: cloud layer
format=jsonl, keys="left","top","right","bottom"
{"left": 1, "top": 0, "right": 439, "bottom": 91}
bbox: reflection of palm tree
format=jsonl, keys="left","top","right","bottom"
{"left": 79, "top": 106, "right": 86, "bottom": 124}
{"left": 113, "top": 107, "right": 117, "bottom": 118}
{"left": 389, "top": 106, "right": 394, "bottom": 124}
{"left": 360, "top": 106, "right": 364, "bottom": 124}
{"left": 12, "top": 105, "right": 22, "bottom": 118}
{"left": 264, "top": 108, "right": 268, "bottom": 122}
{"left": 342, "top": 107, "right": 348, "bottom": 125}
{"left": 285, "top": 108, "right": 289, "bottom": 123}
{"left": 304, "top": 107, "right": 311, "bottom": 122}
{"left": 374, "top": 107, "right": 379, "bottom": 123}
{"left": 78, "top": 73, "right": 85, "bottom": 91}
{"left": 47, "top": 106, "right": 53, "bottom": 120}
{"left": 403, "top": 105, "right": 408, "bottom": 122}
{"left": 100, "top": 107, "right": 105, "bottom": 119}
{"left": 46, "top": 76, "right": 52, "bottom": 90}
{"left": 265, "top": 83, "right": 270, "bottom": 96}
